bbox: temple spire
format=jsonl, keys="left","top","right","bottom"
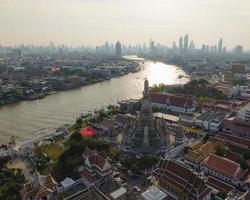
{"left": 143, "top": 78, "right": 150, "bottom": 99}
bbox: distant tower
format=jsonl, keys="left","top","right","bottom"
{"left": 172, "top": 42, "right": 178, "bottom": 52}
{"left": 149, "top": 39, "right": 155, "bottom": 55}
{"left": 184, "top": 34, "right": 189, "bottom": 52}
{"left": 179, "top": 37, "right": 183, "bottom": 52}
{"left": 189, "top": 41, "right": 195, "bottom": 52}
{"left": 234, "top": 45, "right": 243, "bottom": 54}
{"left": 201, "top": 44, "right": 206, "bottom": 53}
{"left": 223, "top": 47, "right": 226, "bottom": 53}
{"left": 115, "top": 41, "right": 122, "bottom": 57}
{"left": 218, "top": 38, "right": 223, "bottom": 54}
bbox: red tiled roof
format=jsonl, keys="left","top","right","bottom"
{"left": 98, "top": 151, "right": 107, "bottom": 159}
{"left": 83, "top": 147, "right": 95, "bottom": 158}
{"left": 242, "top": 175, "right": 250, "bottom": 186}
{"left": 88, "top": 154, "right": 106, "bottom": 169}
{"left": 83, "top": 147, "right": 109, "bottom": 170}
{"left": 206, "top": 176, "right": 234, "bottom": 194}
{"left": 210, "top": 136, "right": 250, "bottom": 156}
{"left": 114, "top": 114, "right": 131, "bottom": 126}
{"left": 226, "top": 151, "right": 240, "bottom": 162}
{"left": 203, "top": 154, "right": 240, "bottom": 179}
{"left": 218, "top": 133, "right": 250, "bottom": 149}
{"left": 203, "top": 99, "right": 248, "bottom": 113}
{"left": 99, "top": 119, "right": 115, "bottom": 130}
{"left": 150, "top": 93, "right": 195, "bottom": 107}
{"left": 222, "top": 118, "right": 250, "bottom": 137}
{"left": 80, "top": 169, "right": 97, "bottom": 183}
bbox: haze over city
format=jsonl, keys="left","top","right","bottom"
{"left": 1, "top": 0, "right": 250, "bottom": 50}
{"left": 1, "top": 1, "right": 250, "bottom": 200}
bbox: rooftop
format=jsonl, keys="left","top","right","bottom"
{"left": 203, "top": 154, "right": 241, "bottom": 179}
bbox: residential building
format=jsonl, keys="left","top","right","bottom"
{"left": 237, "top": 102, "right": 250, "bottom": 122}
{"left": 202, "top": 99, "right": 247, "bottom": 114}
{"left": 195, "top": 112, "right": 228, "bottom": 132}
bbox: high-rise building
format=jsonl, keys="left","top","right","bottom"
{"left": 234, "top": 45, "right": 243, "bottom": 54}
{"left": 150, "top": 39, "right": 155, "bottom": 55}
{"left": 172, "top": 42, "right": 178, "bottom": 52}
{"left": 205, "top": 45, "right": 210, "bottom": 53}
{"left": 189, "top": 41, "right": 195, "bottom": 52}
{"left": 184, "top": 34, "right": 189, "bottom": 52}
{"left": 218, "top": 38, "right": 223, "bottom": 53}
{"left": 105, "top": 42, "right": 110, "bottom": 54}
{"left": 12, "top": 48, "right": 22, "bottom": 63}
{"left": 223, "top": 47, "right": 226, "bottom": 53}
{"left": 115, "top": 41, "right": 122, "bottom": 57}
{"left": 202, "top": 44, "right": 206, "bottom": 53}
{"left": 179, "top": 37, "right": 183, "bottom": 52}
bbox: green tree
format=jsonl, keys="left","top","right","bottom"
{"left": 107, "top": 146, "right": 120, "bottom": 161}
{"left": 0, "top": 165, "right": 25, "bottom": 200}
{"left": 236, "top": 157, "right": 249, "bottom": 170}
{"left": 215, "top": 143, "right": 229, "bottom": 157}
{"left": 183, "top": 146, "right": 192, "bottom": 154}
{"left": 243, "top": 151, "right": 250, "bottom": 160}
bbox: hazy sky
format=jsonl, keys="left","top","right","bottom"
{"left": 1, "top": 0, "right": 250, "bottom": 50}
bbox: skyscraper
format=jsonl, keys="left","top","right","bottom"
{"left": 234, "top": 45, "right": 243, "bottom": 54}
{"left": 115, "top": 41, "right": 121, "bottom": 57}
{"left": 201, "top": 44, "right": 206, "bottom": 53}
{"left": 172, "top": 42, "right": 178, "bottom": 52}
{"left": 184, "top": 34, "right": 189, "bottom": 52}
{"left": 179, "top": 37, "right": 183, "bottom": 52}
{"left": 150, "top": 39, "right": 155, "bottom": 55}
{"left": 218, "top": 38, "right": 223, "bottom": 54}
{"left": 189, "top": 41, "right": 195, "bottom": 52}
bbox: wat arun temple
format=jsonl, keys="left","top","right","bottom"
{"left": 120, "top": 79, "right": 170, "bottom": 155}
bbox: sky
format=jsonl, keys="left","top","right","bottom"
{"left": 0, "top": 0, "right": 250, "bottom": 50}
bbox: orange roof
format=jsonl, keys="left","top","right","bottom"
{"left": 203, "top": 154, "right": 240, "bottom": 179}
{"left": 187, "top": 141, "right": 217, "bottom": 162}
{"left": 20, "top": 175, "right": 58, "bottom": 199}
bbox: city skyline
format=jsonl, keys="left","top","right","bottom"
{"left": 0, "top": 0, "right": 250, "bottom": 50}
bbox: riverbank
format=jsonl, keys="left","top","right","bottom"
{"left": 0, "top": 62, "right": 143, "bottom": 106}
{"left": 0, "top": 59, "right": 189, "bottom": 144}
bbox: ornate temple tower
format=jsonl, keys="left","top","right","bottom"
{"left": 121, "top": 79, "right": 169, "bottom": 155}
{"left": 175, "top": 125, "right": 187, "bottom": 145}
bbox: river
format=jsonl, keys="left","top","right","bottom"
{"left": 0, "top": 56, "right": 189, "bottom": 143}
